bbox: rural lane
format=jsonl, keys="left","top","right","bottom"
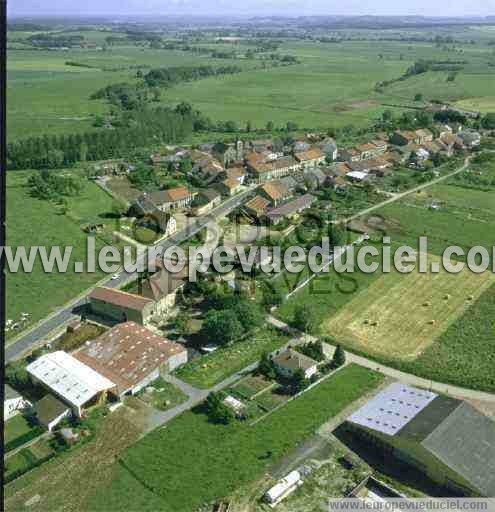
{"left": 338, "top": 155, "right": 472, "bottom": 224}
{"left": 266, "top": 315, "right": 495, "bottom": 403}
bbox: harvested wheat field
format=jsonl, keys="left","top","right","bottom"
{"left": 323, "top": 255, "right": 495, "bottom": 361}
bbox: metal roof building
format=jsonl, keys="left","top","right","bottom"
{"left": 347, "top": 383, "right": 437, "bottom": 436}
{"left": 345, "top": 383, "right": 495, "bottom": 497}
{"left": 27, "top": 351, "right": 116, "bottom": 416}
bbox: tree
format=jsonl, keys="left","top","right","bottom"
{"left": 246, "top": 120, "right": 252, "bottom": 132}
{"left": 262, "top": 286, "right": 284, "bottom": 309}
{"left": 481, "top": 113, "right": 495, "bottom": 130}
{"left": 258, "top": 352, "right": 276, "bottom": 379}
{"left": 414, "top": 93, "right": 423, "bottom": 102}
{"left": 328, "top": 224, "right": 346, "bottom": 247}
{"left": 205, "top": 392, "right": 235, "bottom": 424}
{"left": 291, "top": 368, "right": 309, "bottom": 394}
{"left": 298, "top": 341, "right": 324, "bottom": 362}
{"left": 202, "top": 310, "right": 244, "bottom": 344}
{"left": 333, "top": 344, "right": 346, "bottom": 367}
{"left": 266, "top": 120, "right": 274, "bottom": 131}
{"left": 234, "top": 300, "right": 264, "bottom": 332}
{"left": 286, "top": 121, "right": 298, "bottom": 132}
{"left": 293, "top": 304, "right": 317, "bottom": 334}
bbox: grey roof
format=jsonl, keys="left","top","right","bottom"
{"left": 273, "top": 348, "right": 317, "bottom": 372}
{"left": 347, "top": 383, "right": 437, "bottom": 437}
{"left": 279, "top": 176, "right": 299, "bottom": 190}
{"left": 266, "top": 193, "right": 316, "bottom": 221}
{"left": 35, "top": 394, "right": 70, "bottom": 425}
{"left": 5, "top": 384, "right": 21, "bottom": 401}
{"left": 422, "top": 402, "right": 495, "bottom": 497}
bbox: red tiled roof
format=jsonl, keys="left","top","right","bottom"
{"left": 89, "top": 287, "right": 154, "bottom": 312}
{"left": 74, "top": 322, "right": 186, "bottom": 395}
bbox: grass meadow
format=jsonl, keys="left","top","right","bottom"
{"left": 108, "top": 364, "right": 382, "bottom": 512}
{"left": 5, "top": 170, "right": 117, "bottom": 339}
{"left": 8, "top": 32, "right": 495, "bottom": 141}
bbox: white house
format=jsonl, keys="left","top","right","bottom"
{"left": 4, "top": 385, "right": 31, "bottom": 421}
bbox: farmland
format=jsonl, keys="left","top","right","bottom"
{"left": 5, "top": 170, "right": 116, "bottom": 340}
{"left": 102, "top": 365, "right": 382, "bottom": 512}
{"left": 324, "top": 257, "right": 495, "bottom": 361}
{"left": 8, "top": 28, "right": 495, "bottom": 141}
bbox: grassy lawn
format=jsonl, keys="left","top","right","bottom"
{"left": 5, "top": 171, "right": 115, "bottom": 340}
{"left": 174, "top": 327, "right": 291, "bottom": 389}
{"left": 107, "top": 364, "right": 383, "bottom": 512}
{"left": 4, "top": 415, "right": 35, "bottom": 445}
{"left": 138, "top": 378, "right": 188, "bottom": 412}
{"left": 324, "top": 257, "right": 495, "bottom": 361}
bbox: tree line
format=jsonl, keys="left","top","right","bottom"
{"left": 143, "top": 64, "right": 242, "bottom": 88}
{"left": 7, "top": 106, "right": 197, "bottom": 170}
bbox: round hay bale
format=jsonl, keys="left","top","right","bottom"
{"left": 467, "top": 295, "right": 474, "bottom": 301}
{"left": 444, "top": 294, "right": 451, "bottom": 300}
{"left": 363, "top": 319, "right": 369, "bottom": 325}
{"left": 428, "top": 319, "right": 436, "bottom": 325}
{"left": 423, "top": 301, "right": 432, "bottom": 307}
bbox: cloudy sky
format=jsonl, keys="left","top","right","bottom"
{"left": 9, "top": 0, "right": 495, "bottom": 17}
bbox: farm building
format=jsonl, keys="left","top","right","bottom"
{"left": 191, "top": 188, "right": 222, "bottom": 215}
{"left": 343, "top": 383, "right": 495, "bottom": 497}
{"left": 246, "top": 155, "right": 299, "bottom": 183}
{"left": 131, "top": 187, "right": 197, "bottom": 213}
{"left": 4, "top": 384, "right": 31, "bottom": 421}
{"left": 272, "top": 349, "right": 318, "bottom": 380}
{"left": 89, "top": 286, "right": 156, "bottom": 326}
{"left": 215, "top": 177, "right": 242, "bottom": 197}
{"left": 27, "top": 351, "right": 116, "bottom": 417}
{"left": 243, "top": 195, "right": 271, "bottom": 219}
{"left": 259, "top": 180, "right": 292, "bottom": 207}
{"left": 265, "top": 193, "right": 316, "bottom": 225}
{"left": 140, "top": 269, "right": 185, "bottom": 317}
{"left": 73, "top": 322, "right": 188, "bottom": 397}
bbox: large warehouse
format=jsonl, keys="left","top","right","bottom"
{"left": 26, "top": 351, "right": 116, "bottom": 417}
{"left": 73, "top": 322, "right": 188, "bottom": 396}
{"left": 343, "top": 383, "right": 495, "bottom": 497}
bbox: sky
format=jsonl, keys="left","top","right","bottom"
{"left": 8, "top": 0, "right": 495, "bottom": 18}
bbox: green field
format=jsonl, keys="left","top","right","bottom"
{"left": 5, "top": 170, "right": 116, "bottom": 339}
{"left": 103, "top": 364, "right": 382, "bottom": 512}
{"left": 276, "top": 169, "right": 495, "bottom": 391}
{"left": 175, "top": 327, "right": 291, "bottom": 388}
{"left": 403, "top": 283, "right": 495, "bottom": 392}
{"left": 366, "top": 182, "right": 495, "bottom": 257}
{"left": 8, "top": 32, "right": 495, "bottom": 141}
{"left": 7, "top": 47, "right": 252, "bottom": 141}
{"left": 4, "top": 415, "right": 35, "bottom": 446}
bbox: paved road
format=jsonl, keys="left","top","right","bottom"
{"left": 266, "top": 316, "right": 495, "bottom": 403}
{"left": 5, "top": 188, "right": 255, "bottom": 362}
